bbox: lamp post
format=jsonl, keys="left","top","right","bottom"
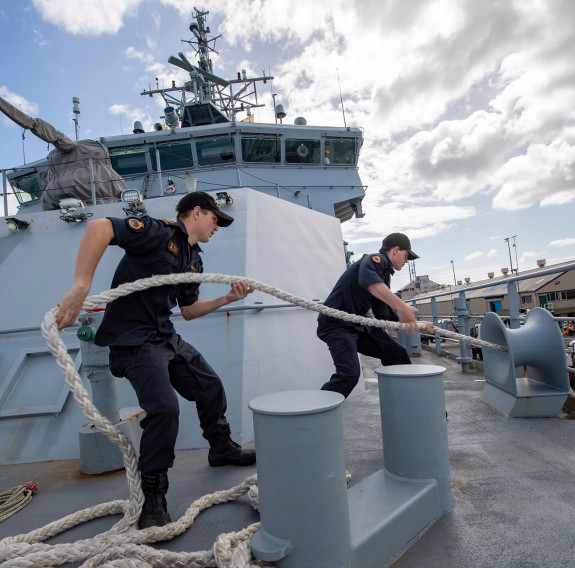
{"left": 450, "top": 260, "right": 456, "bottom": 286}
{"left": 512, "top": 235, "right": 519, "bottom": 274}
{"left": 504, "top": 237, "right": 515, "bottom": 275}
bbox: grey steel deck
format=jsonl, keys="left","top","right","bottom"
{"left": 1, "top": 351, "right": 575, "bottom": 567}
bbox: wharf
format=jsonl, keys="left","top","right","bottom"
{"left": 1, "top": 352, "right": 575, "bottom": 567}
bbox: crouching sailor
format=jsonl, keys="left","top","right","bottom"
{"left": 56, "top": 191, "right": 256, "bottom": 529}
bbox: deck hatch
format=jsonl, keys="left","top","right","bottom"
{"left": 0, "top": 347, "right": 81, "bottom": 418}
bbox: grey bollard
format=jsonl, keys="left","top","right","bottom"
{"left": 397, "top": 329, "right": 422, "bottom": 356}
{"left": 376, "top": 364, "right": 452, "bottom": 512}
{"left": 249, "top": 390, "right": 351, "bottom": 567}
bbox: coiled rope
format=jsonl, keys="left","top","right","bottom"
{"left": 0, "top": 272, "right": 506, "bottom": 568}
{"left": 0, "top": 483, "right": 38, "bottom": 524}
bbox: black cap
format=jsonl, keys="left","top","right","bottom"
{"left": 176, "top": 191, "right": 234, "bottom": 227}
{"left": 380, "top": 232, "right": 419, "bottom": 260}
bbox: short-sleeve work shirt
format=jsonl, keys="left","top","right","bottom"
{"left": 317, "top": 253, "right": 396, "bottom": 329}
{"left": 95, "top": 215, "right": 203, "bottom": 346}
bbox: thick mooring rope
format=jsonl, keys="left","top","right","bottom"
{"left": 0, "top": 272, "right": 506, "bottom": 568}
{"left": 77, "top": 272, "right": 507, "bottom": 352}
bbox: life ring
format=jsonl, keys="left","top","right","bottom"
{"left": 297, "top": 144, "right": 309, "bottom": 158}
{"left": 164, "top": 184, "right": 176, "bottom": 195}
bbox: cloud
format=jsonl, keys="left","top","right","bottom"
{"left": 465, "top": 251, "right": 483, "bottom": 261}
{"left": 108, "top": 103, "right": 155, "bottom": 133}
{"left": 550, "top": 238, "right": 575, "bottom": 247}
{"left": 492, "top": 139, "right": 575, "bottom": 210}
{"left": 343, "top": 202, "right": 476, "bottom": 246}
{"left": 0, "top": 87, "right": 39, "bottom": 125}
{"left": 32, "top": 0, "right": 143, "bottom": 35}
{"left": 125, "top": 46, "right": 155, "bottom": 64}
{"left": 33, "top": 30, "right": 49, "bottom": 47}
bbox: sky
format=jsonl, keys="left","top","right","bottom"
{"left": 1, "top": 0, "right": 574, "bottom": 292}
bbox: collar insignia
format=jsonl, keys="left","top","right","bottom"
{"left": 168, "top": 241, "right": 179, "bottom": 256}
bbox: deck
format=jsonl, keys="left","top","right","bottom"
{"left": 1, "top": 351, "right": 575, "bottom": 567}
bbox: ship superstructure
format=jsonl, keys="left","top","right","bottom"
{"left": 0, "top": 8, "right": 366, "bottom": 467}
{"left": 3, "top": 8, "right": 365, "bottom": 222}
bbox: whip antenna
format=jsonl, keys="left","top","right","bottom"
{"left": 336, "top": 68, "right": 347, "bottom": 128}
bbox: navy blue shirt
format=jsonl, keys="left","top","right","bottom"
{"left": 317, "top": 253, "right": 398, "bottom": 330}
{"left": 95, "top": 216, "right": 203, "bottom": 346}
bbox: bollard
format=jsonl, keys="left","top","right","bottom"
{"left": 397, "top": 329, "right": 422, "bottom": 356}
{"left": 249, "top": 390, "right": 351, "bottom": 567}
{"left": 376, "top": 364, "right": 452, "bottom": 511}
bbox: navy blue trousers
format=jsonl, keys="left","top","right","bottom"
{"left": 318, "top": 325, "right": 411, "bottom": 398}
{"left": 109, "top": 335, "right": 228, "bottom": 473}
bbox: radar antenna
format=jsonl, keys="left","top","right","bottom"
{"left": 141, "top": 8, "right": 273, "bottom": 124}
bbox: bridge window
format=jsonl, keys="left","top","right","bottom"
{"left": 285, "top": 139, "right": 320, "bottom": 164}
{"left": 241, "top": 136, "right": 280, "bottom": 163}
{"left": 196, "top": 136, "right": 236, "bottom": 166}
{"left": 9, "top": 173, "right": 42, "bottom": 205}
{"left": 521, "top": 295, "right": 532, "bottom": 305}
{"left": 149, "top": 142, "right": 194, "bottom": 171}
{"left": 109, "top": 147, "right": 148, "bottom": 176}
{"left": 324, "top": 138, "right": 357, "bottom": 165}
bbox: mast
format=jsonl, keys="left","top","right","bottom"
{"left": 141, "top": 7, "right": 273, "bottom": 125}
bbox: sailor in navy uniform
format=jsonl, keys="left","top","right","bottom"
{"left": 317, "top": 233, "right": 434, "bottom": 398}
{"left": 56, "top": 191, "right": 255, "bottom": 529}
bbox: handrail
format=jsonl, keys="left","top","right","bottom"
{"left": 409, "top": 262, "right": 575, "bottom": 369}
{"left": 413, "top": 261, "right": 575, "bottom": 301}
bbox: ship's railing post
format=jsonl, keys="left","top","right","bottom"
{"left": 155, "top": 148, "right": 163, "bottom": 191}
{"left": 507, "top": 280, "right": 521, "bottom": 329}
{"left": 410, "top": 299, "right": 422, "bottom": 355}
{"left": 454, "top": 292, "right": 472, "bottom": 370}
{"left": 2, "top": 169, "right": 8, "bottom": 217}
{"left": 249, "top": 390, "right": 352, "bottom": 568}
{"left": 431, "top": 296, "right": 442, "bottom": 356}
{"left": 88, "top": 157, "right": 96, "bottom": 205}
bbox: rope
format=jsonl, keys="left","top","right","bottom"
{"left": 0, "top": 271, "right": 507, "bottom": 568}
{"left": 0, "top": 483, "right": 38, "bottom": 524}
{"left": 78, "top": 272, "right": 507, "bottom": 353}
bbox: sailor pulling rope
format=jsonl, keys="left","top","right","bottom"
{"left": 0, "top": 273, "right": 506, "bottom": 568}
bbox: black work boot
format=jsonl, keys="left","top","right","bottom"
{"left": 138, "top": 470, "right": 172, "bottom": 529}
{"left": 207, "top": 425, "right": 256, "bottom": 467}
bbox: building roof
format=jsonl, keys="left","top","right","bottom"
{"left": 409, "top": 260, "right": 574, "bottom": 304}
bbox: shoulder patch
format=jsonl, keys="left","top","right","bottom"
{"left": 159, "top": 219, "right": 178, "bottom": 227}
{"left": 128, "top": 218, "right": 145, "bottom": 231}
{"left": 371, "top": 255, "right": 381, "bottom": 263}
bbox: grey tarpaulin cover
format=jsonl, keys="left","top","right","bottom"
{"left": 0, "top": 95, "right": 125, "bottom": 210}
